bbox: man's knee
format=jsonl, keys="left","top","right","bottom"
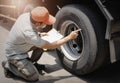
{"left": 20, "top": 63, "right": 39, "bottom": 81}
{"left": 26, "top": 72, "right": 39, "bottom": 82}
{"left": 16, "top": 64, "right": 39, "bottom": 82}
{"left": 9, "top": 59, "right": 39, "bottom": 81}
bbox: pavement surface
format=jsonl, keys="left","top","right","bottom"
{"left": 1, "top": 20, "right": 120, "bottom": 83}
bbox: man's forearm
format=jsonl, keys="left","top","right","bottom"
{"left": 41, "top": 35, "right": 71, "bottom": 49}
{"left": 53, "top": 36, "right": 71, "bottom": 48}
{"left": 40, "top": 29, "right": 80, "bottom": 49}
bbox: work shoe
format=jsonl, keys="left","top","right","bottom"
{"left": 34, "top": 63, "right": 45, "bottom": 75}
{"left": 34, "top": 63, "right": 45, "bottom": 70}
{"left": 1, "top": 61, "right": 15, "bottom": 78}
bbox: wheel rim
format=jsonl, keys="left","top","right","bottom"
{"left": 60, "top": 20, "right": 84, "bottom": 60}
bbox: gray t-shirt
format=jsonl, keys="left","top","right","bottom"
{"left": 5, "top": 13, "right": 46, "bottom": 59}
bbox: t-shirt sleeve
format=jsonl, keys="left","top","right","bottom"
{"left": 23, "top": 29, "right": 46, "bottom": 47}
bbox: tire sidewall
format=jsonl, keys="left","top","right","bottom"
{"left": 53, "top": 5, "right": 97, "bottom": 71}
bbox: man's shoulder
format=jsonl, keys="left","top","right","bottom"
{"left": 20, "top": 13, "right": 30, "bottom": 18}
{"left": 16, "top": 13, "right": 30, "bottom": 22}
{"left": 16, "top": 13, "right": 31, "bottom": 29}
{"left": 11, "top": 13, "right": 32, "bottom": 34}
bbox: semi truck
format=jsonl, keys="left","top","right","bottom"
{"left": 0, "top": 0, "right": 120, "bottom": 75}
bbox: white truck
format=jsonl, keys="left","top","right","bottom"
{"left": 0, "top": 0, "right": 120, "bottom": 75}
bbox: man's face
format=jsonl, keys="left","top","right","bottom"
{"left": 30, "top": 14, "right": 47, "bottom": 29}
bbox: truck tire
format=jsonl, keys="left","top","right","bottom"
{"left": 53, "top": 5, "right": 109, "bottom": 75}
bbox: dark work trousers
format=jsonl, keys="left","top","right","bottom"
{"left": 29, "top": 47, "right": 44, "bottom": 63}
{"left": 4, "top": 47, "right": 44, "bottom": 82}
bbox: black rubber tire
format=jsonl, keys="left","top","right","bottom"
{"left": 53, "top": 5, "right": 109, "bottom": 75}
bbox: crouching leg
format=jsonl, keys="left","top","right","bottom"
{"left": 5, "top": 58, "right": 40, "bottom": 82}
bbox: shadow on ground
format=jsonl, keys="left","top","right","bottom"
{"left": 3, "top": 74, "right": 73, "bottom": 83}
{"left": 6, "top": 59, "right": 120, "bottom": 83}
{"left": 44, "top": 50, "right": 120, "bottom": 83}
{"left": 78, "top": 60, "right": 120, "bottom": 83}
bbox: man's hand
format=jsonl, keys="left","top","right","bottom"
{"left": 39, "top": 32, "right": 48, "bottom": 37}
{"left": 68, "top": 29, "right": 81, "bottom": 40}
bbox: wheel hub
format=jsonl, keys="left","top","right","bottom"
{"left": 60, "top": 21, "right": 83, "bottom": 60}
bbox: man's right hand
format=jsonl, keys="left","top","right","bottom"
{"left": 68, "top": 29, "right": 81, "bottom": 40}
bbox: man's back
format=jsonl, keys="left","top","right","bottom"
{"left": 5, "top": 13, "right": 34, "bottom": 57}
